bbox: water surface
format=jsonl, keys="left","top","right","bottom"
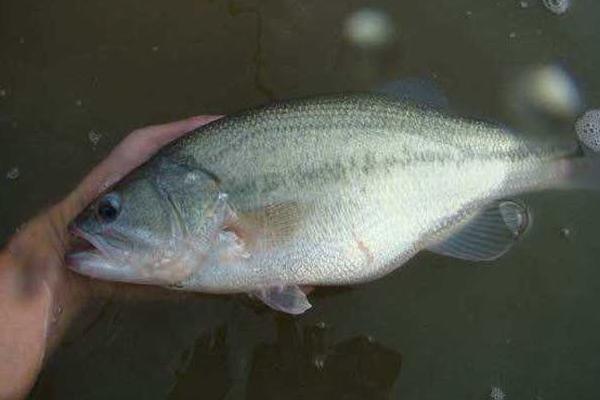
{"left": 2, "top": 0, "right": 600, "bottom": 398}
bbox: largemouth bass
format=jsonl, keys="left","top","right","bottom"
{"left": 68, "top": 94, "right": 598, "bottom": 314}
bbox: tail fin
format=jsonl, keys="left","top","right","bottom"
{"left": 509, "top": 143, "right": 600, "bottom": 193}
{"left": 560, "top": 147, "right": 600, "bottom": 191}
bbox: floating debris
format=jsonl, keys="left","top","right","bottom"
{"left": 0, "top": 88, "right": 6, "bottom": 97}
{"left": 343, "top": 8, "right": 395, "bottom": 48}
{"left": 88, "top": 130, "right": 102, "bottom": 146}
{"left": 542, "top": 0, "right": 570, "bottom": 14}
{"left": 520, "top": 1, "right": 530, "bottom": 8}
{"left": 18, "top": 36, "right": 25, "bottom": 44}
{"left": 75, "top": 99, "right": 83, "bottom": 107}
{"left": 575, "top": 109, "right": 600, "bottom": 152}
{"left": 466, "top": 10, "right": 473, "bottom": 16}
{"left": 151, "top": 45, "right": 159, "bottom": 52}
{"left": 490, "top": 386, "right": 506, "bottom": 400}
{"left": 508, "top": 31, "right": 517, "bottom": 39}
{"left": 6, "top": 166, "right": 20, "bottom": 180}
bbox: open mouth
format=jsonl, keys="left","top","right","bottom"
{"left": 68, "top": 225, "right": 99, "bottom": 253}
{"left": 69, "top": 234, "right": 97, "bottom": 253}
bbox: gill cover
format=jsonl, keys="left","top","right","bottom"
{"left": 68, "top": 158, "right": 227, "bottom": 286}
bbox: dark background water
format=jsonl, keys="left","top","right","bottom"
{"left": 2, "top": 0, "right": 600, "bottom": 398}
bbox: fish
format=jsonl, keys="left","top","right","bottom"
{"left": 67, "top": 93, "right": 600, "bottom": 314}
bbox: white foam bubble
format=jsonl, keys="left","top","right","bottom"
{"left": 542, "top": 0, "right": 570, "bottom": 15}
{"left": 489, "top": 386, "right": 506, "bottom": 400}
{"left": 88, "top": 130, "right": 102, "bottom": 146}
{"left": 575, "top": 109, "right": 600, "bottom": 152}
{"left": 6, "top": 166, "right": 20, "bottom": 180}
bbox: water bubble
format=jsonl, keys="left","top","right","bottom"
{"left": 542, "top": 0, "right": 570, "bottom": 14}
{"left": 575, "top": 109, "right": 600, "bottom": 152}
{"left": 313, "top": 354, "right": 326, "bottom": 370}
{"left": 465, "top": 10, "right": 473, "bottom": 16}
{"left": 520, "top": 1, "right": 530, "bottom": 8}
{"left": 54, "top": 304, "right": 63, "bottom": 317}
{"left": 51, "top": 304, "right": 64, "bottom": 324}
{"left": 490, "top": 386, "right": 506, "bottom": 400}
{"left": 88, "top": 130, "right": 102, "bottom": 146}
{"left": 151, "top": 45, "right": 159, "bottom": 52}
{"left": 343, "top": 8, "right": 395, "bottom": 48}
{"left": 559, "top": 227, "right": 572, "bottom": 240}
{"left": 508, "top": 31, "right": 517, "bottom": 39}
{"left": 75, "top": 99, "right": 83, "bottom": 107}
{"left": 0, "top": 88, "right": 6, "bottom": 97}
{"left": 6, "top": 166, "right": 20, "bottom": 180}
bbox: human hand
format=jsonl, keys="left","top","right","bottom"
{"left": 0, "top": 115, "right": 221, "bottom": 399}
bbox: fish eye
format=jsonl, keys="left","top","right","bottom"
{"left": 96, "top": 193, "right": 121, "bottom": 223}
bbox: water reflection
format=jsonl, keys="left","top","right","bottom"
{"left": 247, "top": 319, "right": 401, "bottom": 400}
{"left": 168, "top": 316, "right": 402, "bottom": 400}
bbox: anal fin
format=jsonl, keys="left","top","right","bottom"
{"left": 428, "top": 200, "right": 530, "bottom": 262}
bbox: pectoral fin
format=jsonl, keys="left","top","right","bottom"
{"left": 214, "top": 201, "right": 305, "bottom": 262}
{"left": 427, "top": 200, "right": 530, "bottom": 262}
{"left": 252, "top": 285, "right": 312, "bottom": 315}
{"left": 239, "top": 201, "right": 306, "bottom": 248}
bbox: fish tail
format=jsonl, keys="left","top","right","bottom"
{"left": 558, "top": 152, "right": 600, "bottom": 191}
{"left": 508, "top": 144, "right": 600, "bottom": 193}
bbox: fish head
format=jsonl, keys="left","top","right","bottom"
{"left": 67, "top": 162, "right": 227, "bottom": 286}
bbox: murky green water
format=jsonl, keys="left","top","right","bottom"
{"left": 2, "top": 0, "right": 600, "bottom": 398}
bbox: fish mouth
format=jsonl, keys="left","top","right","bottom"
{"left": 69, "top": 234, "right": 97, "bottom": 254}
{"left": 66, "top": 226, "right": 135, "bottom": 281}
{"left": 66, "top": 226, "right": 111, "bottom": 267}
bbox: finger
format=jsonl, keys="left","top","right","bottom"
{"left": 114, "top": 115, "right": 223, "bottom": 163}
{"left": 62, "top": 115, "right": 222, "bottom": 221}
